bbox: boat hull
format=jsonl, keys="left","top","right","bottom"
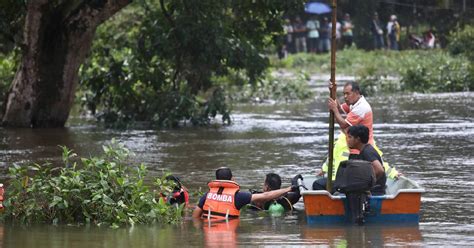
{"left": 301, "top": 176, "right": 424, "bottom": 225}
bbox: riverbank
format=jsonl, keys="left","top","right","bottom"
{"left": 270, "top": 48, "right": 473, "bottom": 94}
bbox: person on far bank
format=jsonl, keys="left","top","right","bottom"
{"left": 313, "top": 125, "right": 386, "bottom": 195}
{"left": 293, "top": 16, "right": 307, "bottom": 53}
{"left": 342, "top": 13, "right": 354, "bottom": 48}
{"left": 306, "top": 17, "right": 320, "bottom": 53}
{"left": 318, "top": 17, "right": 331, "bottom": 53}
{"left": 283, "top": 18, "right": 294, "bottom": 55}
{"left": 192, "top": 167, "right": 298, "bottom": 221}
{"left": 329, "top": 18, "right": 342, "bottom": 50}
{"left": 371, "top": 12, "right": 385, "bottom": 49}
{"left": 387, "top": 15, "right": 401, "bottom": 50}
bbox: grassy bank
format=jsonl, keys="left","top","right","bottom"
{"left": 272, "top": 48, "right": 473, "bottom": 94}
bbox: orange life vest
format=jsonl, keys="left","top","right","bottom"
{"left": 202, "top": 180, "right": 241, "bottom": 220}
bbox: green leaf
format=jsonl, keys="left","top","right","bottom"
{"left": 103, "top": 194, "right": 115, "bottom": 205}
{"left": 116, "top": 177, "right": 124, "bottom": 186}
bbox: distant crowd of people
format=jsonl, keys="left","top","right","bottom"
{"left": 371, "top": 12, "right": 436, "bottom": 51}
{"left": 280, "top": 13, "right": 355, "bottom": 58}
{"left": 371, "top": 12, "right": 400, "bottom": 50}
{"left": 279, "top": 12, "right": 436, "bottom": 58}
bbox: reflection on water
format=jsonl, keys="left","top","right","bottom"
{"left": 2, "top": 223, "right": 204, "bottom": 248}
{"left": 0, "top": 89, "right": 473, "bottom": 246}
{"left": 303, "top": 225, "right": 422, "bottom": 247}
{"left": 302, "top": 225, "right": 423, "bottom": 247}
{"left": 199, "top": 219, "right": 240, "bottom": 248}
{"left": 1, "top": 218, "right": 425, "bottom": 247}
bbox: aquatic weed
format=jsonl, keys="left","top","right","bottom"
{"left": 2, "top": 139, "right": 183, "bottom": 227}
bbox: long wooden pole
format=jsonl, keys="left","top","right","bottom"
{"left": 326, "top": 0, "right": 338, "bottom": 192}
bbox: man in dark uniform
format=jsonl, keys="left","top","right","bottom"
{"left": 313, "top": 124, "right": 386, "bottom": 195}
{"left": 250, "top": 173, "right": 302, "bottom": 211}
{"left": 346, "top": 125, "right": 386, "bottom": 195}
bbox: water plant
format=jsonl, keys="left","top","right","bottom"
{"left": 2, "top": 139, "right": 184, "bottom": 228}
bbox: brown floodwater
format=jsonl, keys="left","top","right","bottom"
{"left": 0, "top": 78, "right": 473, "bottom": 247}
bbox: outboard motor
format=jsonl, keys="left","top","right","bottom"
{"left": 334, "top": 160, "right": 376, "bottom": 225}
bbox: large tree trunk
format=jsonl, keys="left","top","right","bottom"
{"left": 2, "top": 0, "right": 130, "bottom": 127}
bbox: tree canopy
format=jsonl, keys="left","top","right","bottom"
{"left": 80, "top": 0, "right": 304, "bottom": 127}
{"left": 0, "top": 0, "right": 304, "bottom": 127}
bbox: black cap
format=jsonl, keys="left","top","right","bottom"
{"left": 216, "top": 167, "right": 232, "bottom": 180}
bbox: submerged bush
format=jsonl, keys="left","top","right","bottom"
{"left": 447, "top": 25, "right": 474, "bottom": 62}
{"left": 218, "top": 70, "right": 313, "bottom": 103}
{"left": 400, "top": 51, "right": 472, "bottom": 92}
{"left": 2, "top": 140, "right": 183, "bottom": 228}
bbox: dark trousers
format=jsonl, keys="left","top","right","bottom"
{"left": 373, "top": 34, "right": 384, "bottom": 49}
{"left": 343, "top": 35, "right": 353, "bottom": 48}
{"left": 313, "top": 177, "right": 385, "bottom": 195}
{"left": 307, "top": 38, "right": 318, "bottom": 53}
{"left": 312, "top": 177, "right": 336, "bottom": 194}
{"left": 389, "top": 34, "right": 399, "bottom": 50}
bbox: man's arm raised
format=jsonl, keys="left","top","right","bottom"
{"left": 328, "top": 98, "right": 350, "bottom": 130}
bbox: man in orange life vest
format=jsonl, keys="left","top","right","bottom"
{"left": 192, "top": 167, "right": 297, "bottom": 220}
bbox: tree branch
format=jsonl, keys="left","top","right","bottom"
{"left": 65, "top": 0, "right": 132, "bottom": 31}
{"left": 159, "top": 0, "right": 174, "bottom": 26}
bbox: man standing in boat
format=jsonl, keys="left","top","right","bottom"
{"left": 329, "top": 81, "right": 375, "bottom": 149}
{"left": 192, "top": 167, "right": 298, "bottom": 220}
{"left": 317, "top": 81, "right": 398, "bottom": 182}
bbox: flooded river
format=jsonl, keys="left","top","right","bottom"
{"left": 0, "top": 78, "right": 473, "bottom": 247}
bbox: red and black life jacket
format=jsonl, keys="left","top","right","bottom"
{"left": 160, "top": 187, "right": 189, "bottom": 206}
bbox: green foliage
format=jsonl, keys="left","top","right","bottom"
{"left": 2, "top": 139, "right": 184, "bottom": 227}
{"left": 273, "top": 48, "right": 472, "bottom": 94}
{"left": 0, "top": 0, "right": 25, "bottom": 54}
{"left": 447, "top": 25, "right": 474, "bottom": 62}
{"left": 217, "top": 70, "right": 313, "bottom": 103}
{"left": 0, "top": 52, "right": 17, "bottom": 112}
{"left": 401, "top": 51, "right": 472, "bottom": 92}
{"left": 80, "top": 0, "right": 304, "bottom": 127}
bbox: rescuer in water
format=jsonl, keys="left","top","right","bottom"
{"left": 249, "top": 173, "right": 303, "bottom": 212}
{"left": 192, "top": 167, "right": 300, "bottom": 220}
{"left": 160, "top": 174, "right": 189, "bottom": 206}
